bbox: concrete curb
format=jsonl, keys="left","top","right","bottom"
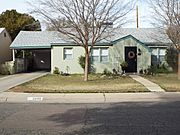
{"left": 1, "top": 92, "right": 180, "bottom": 104}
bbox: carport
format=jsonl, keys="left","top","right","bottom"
{"left": 10, "top": 31, "right": 59, "bottom": 72}
{"left": 12, "top": 49, "right": 51, "bottom": 72}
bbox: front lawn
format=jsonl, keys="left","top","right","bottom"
{"left": 144, "top": 73, "right": 180, "bottom": 92}
{"left": 10, "top": 74, "right": 148, "bottom": 93}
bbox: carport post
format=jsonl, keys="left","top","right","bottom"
{"left": 22, "top": 50, "right": 25, "bottom": 59}
{"left": 12, "top": 49, "right": 15, "bottom": 61}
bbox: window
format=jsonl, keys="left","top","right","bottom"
{"left": 4, "top": 32, "right": 6, "bottom": 37}
{"left": 91, "top": 48, "right": 109, "bottom": 63}
{"left": 92, "top": 48, "right": 99, "bottom": 62}
{"left": 159, "top": 49, "right": 166, "bottom": 63}
{"left": 64, "top": 48, "right": 73, "bottom": 60}
{"left": 101, "top": 48, "right": 109, "bottom": 62}
{"left": 159, "top": 49, "right": 166, "bottom": 56}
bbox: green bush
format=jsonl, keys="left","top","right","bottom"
{"left": 53, "top": 67, "right": 60, "bottom": 74}
{"left": 144, "top": 63, "right": 171, "bottom": 76}
{"left": 166, "top": 47, "right": 178, "bottom": 72}
{"left": 0, "top": 61, "right": 15, "bottom": 75}
{"left": 103, "top": 68, "right": 112, "bottom": 76}
{"left": 78, "top": 55, "right": 85, "bottom": 70}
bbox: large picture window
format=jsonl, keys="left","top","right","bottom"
{"left": 64, "top": 48, "right": 73, "bottom": 60}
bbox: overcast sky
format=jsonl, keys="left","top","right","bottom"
{"left": 0, "top": 0, "right": 153, "bottom": 30}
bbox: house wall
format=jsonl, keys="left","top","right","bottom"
{"left": 0, "top": 29, "right": 12, "bottom": 65}
{"left": 51, "top": 37, "right": 151, "bottom": 74}
{"left": 51, "top": 46, "right": 84, "bottom": 74}
{"left": 111, "top": 37, "right": 151, "bottom": 73}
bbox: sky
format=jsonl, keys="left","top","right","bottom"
{"left": 0, "top": 0, "right": 153, "bottom": 30}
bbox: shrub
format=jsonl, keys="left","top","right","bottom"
{"left": 144, "top": 63, "right": 171, "bottom": 76}
{"left": 0, "top": 61, "right": 15, "bottom": 75}
{"left": 166, "top": 47, "right": 178, "bottom": 72}
{"left": 103, "top": 68, "right": 112, "bottom": 76}
{"left": 78, "top": 55, "right": 85, "bottom": 70}
{"left": 139, "top": 69, "right": 143, "bottom": 74}
{"left": 112, "top": 68, "right": 118, "bottom": 75}
{"left": 156, "top": 63, "right": 170, "bottom": 73}
{"left": 120, "top": 61, "right": 128, "bottom": 74}
{"left": 53, "top": 67, "right": 60, "bottom": 74}
{"left": 120, "top": 61, "right": 128, "bottom": 68}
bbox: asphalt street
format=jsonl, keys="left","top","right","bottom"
{"left": 0, "top": 101, "right": 180, "bottom": 135}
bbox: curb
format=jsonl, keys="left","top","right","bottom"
{"left": 1, "top": 92, "right": 180, "bottom": 104}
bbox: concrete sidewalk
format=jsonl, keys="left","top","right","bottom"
{"left": 0, "top": 72, "right": 49, "bottom": 93}
{"left": 130, "top": 75, "right": 165, "bottom": 92}
{"left": 0, "top": 92, "right": 180, "bottom": 103}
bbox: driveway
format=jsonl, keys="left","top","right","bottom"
{"left": 0, "top": 71, "right": 49, "bottom": 92}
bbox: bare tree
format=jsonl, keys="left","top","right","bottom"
{"left": 29, "top": 0, "right": 134, "bottom": 81}
{"left": 149, "top": 0, "right": 180, "bottom": 79}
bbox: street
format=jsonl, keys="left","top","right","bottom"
{"left": 0, "top": 101, "right": 180, "bottom": 135}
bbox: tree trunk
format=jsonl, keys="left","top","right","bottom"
{"left": 84, "top": 50, "right": 89, "bottom": 81}
{"left": 178, "top": 52, "right": 180, "bottom": 80}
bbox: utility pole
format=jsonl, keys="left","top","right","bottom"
{"left": 136, "top": 0, "right": 139, "bottom": 28}
{"left": 136, "top": 5, "right": 139, "bottom": 28}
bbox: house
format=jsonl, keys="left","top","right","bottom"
{"left": 0, "top": 28, "right": 12, "bottom": 66}
{"left": 10, "top": 28, "right": 171, "bottom": 74}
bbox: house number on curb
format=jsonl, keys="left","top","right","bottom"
{"left": 27, "top": 97, "right": 43, "bottom": 101}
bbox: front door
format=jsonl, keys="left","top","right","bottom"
{"left": 125, "top": 47, "right": 137, "bottom": 73}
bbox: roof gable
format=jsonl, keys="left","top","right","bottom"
{"left": 112, "top": 34, "right": 151, "bottom": 52}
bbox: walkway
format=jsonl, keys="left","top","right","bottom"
{"left": 130, "top": 75, "right": 165, "bottom": 92}
{"left": 0, "top": 72, "right": 48, "bottom": 92}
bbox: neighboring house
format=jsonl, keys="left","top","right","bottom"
{"left": 0, "top": 28, "right": 12, "bottom": 65}
{"left": 10, "top": 28, "right": 171, "bottom": 74}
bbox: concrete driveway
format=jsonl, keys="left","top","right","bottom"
{"left": 0, "top": 71, "right": 49, "bottom": 92}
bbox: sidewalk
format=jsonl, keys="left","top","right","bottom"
{"left": 0, "top": 72, "right": 48, "bottom": 93}
{"left": 0, "top": 92, "right": 180, "bottom": 103}
{"left": 130, "top": 75, "right": 165, "bottom": 92}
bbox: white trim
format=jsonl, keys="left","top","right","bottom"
{"left": 12, "top": 49, "right": 15, "bottom": 61}
{"left": 149, "top": 46, "right": 168, "bottom": 48}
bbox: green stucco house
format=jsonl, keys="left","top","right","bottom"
{"left": 10, "top": 28, "right": 171, "bottom": 74}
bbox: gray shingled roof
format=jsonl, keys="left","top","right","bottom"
{"left": 110, "top": 28, "right": 171, "bottom": 44}
{"left": 10, "top": 31, "right": 69, "bottom": 49}
{"left": 10, "top": 28, "right": 171, "bottom": 49}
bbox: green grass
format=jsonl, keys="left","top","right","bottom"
{"left": 10, "top": 74, "right": 148, "bottom": 93}
{"left": 144, "top": 73, "right": 180, "bottom": 92}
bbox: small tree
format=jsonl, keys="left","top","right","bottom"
{"left": 30, "top": 0, "right": 134, "bottom": 81}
